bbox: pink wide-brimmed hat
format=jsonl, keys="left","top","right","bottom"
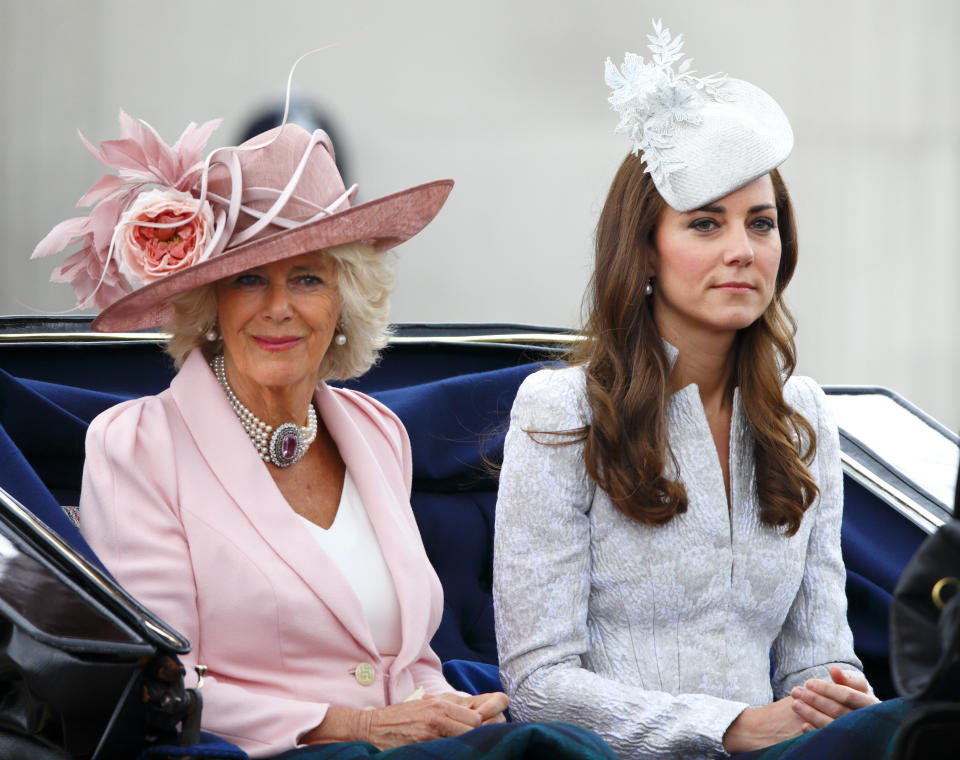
{"left": 33, "top": 114, "right": 452, "bottom": 332}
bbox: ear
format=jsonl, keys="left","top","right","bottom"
{"left": 645, "top": 223, "right": 661, "bottom": 278}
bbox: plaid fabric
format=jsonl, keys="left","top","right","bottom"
{"left": 139, "top": 731, "right": 249, "bottom": 759}
{"left": 731, "top": 699, "right": 913, "bottom": 760}
{"left": 267, "top": 722, "right": 619, "bottom": 760}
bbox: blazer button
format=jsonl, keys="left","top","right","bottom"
{"left": 355, "top": 662, "right": 376, "bottom": 686}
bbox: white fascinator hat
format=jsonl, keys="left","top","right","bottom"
{"left": 605, "top": 20, "right": 793, "bottom": 212}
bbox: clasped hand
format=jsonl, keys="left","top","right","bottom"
{"left": 724, "top": 666, "right": 878, "bottom": 752}
{"left": 360, "top": 691, "right": 508, "bottom": 749}
{"left": 790, "top": 665, "right": 878, "bottom": 732}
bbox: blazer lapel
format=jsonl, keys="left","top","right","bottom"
{"left": 316, "top": 385, "right": 438, "bottom": 667}
{"left": 169, "top": 351, "right": 379, "bottom": 656}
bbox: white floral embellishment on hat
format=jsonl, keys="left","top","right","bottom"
{"left": 605, "top": 19, "right": 728, "bottom": 187}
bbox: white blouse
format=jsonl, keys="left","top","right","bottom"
{"left": 299, "top": 470, "right": 403, "bottom": 655}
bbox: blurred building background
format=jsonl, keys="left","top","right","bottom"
{"left": 2, "top": 0, "right": 958, "bottom": 430}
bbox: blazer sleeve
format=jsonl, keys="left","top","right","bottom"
{"left": 407, "top": 644, "right": 456, "bottom": 696}
{"left": 79, "top": 398, "right": 331, "bottom": 758}
{"left": 494, "top": 369, "right": 748, "bottom": 760}
{"left": 770, "top": 377, "right": 866, "bottom": 697}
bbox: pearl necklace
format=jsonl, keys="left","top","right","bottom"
{"left": 212, "top": 354, "right": 318, "bottom": 468}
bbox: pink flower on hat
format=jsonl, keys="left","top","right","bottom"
{"left": 116, "top": 189, "right": 214, "bottom": 287}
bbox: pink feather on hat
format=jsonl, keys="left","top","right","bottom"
{"left": 33, "top": 110, "right": 223, "bottom": 310}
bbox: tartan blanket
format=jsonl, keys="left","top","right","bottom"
{"left": 136, "top": 700, "right": 921, "bottom": 760}
{"left": 139, "top": 732, "right": 248, "bottom": 759}
{"left": 268, "top": 722, "right": 619, "bottom": 760}
{"left": 138, "top": 722, "right": 617, "bottom": 760}
{"left": 732, "top": 698, "right": 913, "bottom": 760}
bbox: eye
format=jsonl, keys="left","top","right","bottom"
{"left": 690, "top": 218, "right": 719, "bottom": 233}
{"left": 231, "top": 273, "right": 266, "bottom": 288}
{"left": 291, "top": 274, "right": 325, "bottom": 290}
{"left": 750, "top": 217, "right": 777, "bottom": 232}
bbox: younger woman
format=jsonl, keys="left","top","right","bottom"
{"left": 493, "top": 21, "right": 898, "bottom": 759}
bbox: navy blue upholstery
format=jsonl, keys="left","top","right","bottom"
{"left": 0, "top": 368, "right": 110, "bottom": 571}
{"left": 375, "top": 364, "right": 535, "bottom": 664}
{"left": 0, "top": 351, "right": 928, "bottom": 697}
{"left": 841, "top": 478, "right": 927, "bottom": 699}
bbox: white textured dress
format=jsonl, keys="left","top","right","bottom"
{"left": 493, "top": 363, "right": 864, "bottom": 760}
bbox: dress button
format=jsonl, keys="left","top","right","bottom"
{"left": 355, "top": 662, "right": 376, "bottom": 686}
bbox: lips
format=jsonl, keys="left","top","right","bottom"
{"left": 713, "top": 281, "right": 756, "bottom": 293}
{"left": 252, "top": 335, "right": 302, "bottom": 351}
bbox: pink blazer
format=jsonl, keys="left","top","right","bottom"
{"left": 79, "top": 350, "right": 454, "bottom": 757}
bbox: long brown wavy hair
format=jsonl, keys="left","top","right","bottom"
{"left": 569, "top": 154, "right": 818, "bottom": 536}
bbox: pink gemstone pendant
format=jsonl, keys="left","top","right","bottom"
{"left": 269, "top": 423, "right": 303, "bottom": 467}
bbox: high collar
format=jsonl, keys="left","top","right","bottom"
{"left": 663, "top": 339, "right": 680, "bottom": 370}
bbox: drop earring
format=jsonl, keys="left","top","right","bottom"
{"left": 205, "top": 325, "right": 219, "bottom": 342}
{"left": 334, "top": 323, "right": 347, "bottom": 346}
{"left": 645, "top": 278, "right": 654, "bottom": 296}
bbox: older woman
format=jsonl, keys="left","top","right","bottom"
{"left": 493, "top": 21, "right": 909, "bottom": 760}
{"left": 33, "top": 112, "right": 522, "bottom": 758}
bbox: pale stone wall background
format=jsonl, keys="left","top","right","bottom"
{"left": 2, "top": 0, "right": 958, "bottom": 430}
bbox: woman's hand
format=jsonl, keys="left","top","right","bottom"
{"left": 722, "top": 696, "right": 808, "bottom": 753}
{"left": 302, "top": 695, "right": 490, "bottom": 750}
{"left": 437, "top": 691, "right": 509, "bottom": 724}
{"left": 361, "top": 694, "right": 489, "bottom": 748}
{"left": 789, "top": 666, "right": 879, "bottom": 730}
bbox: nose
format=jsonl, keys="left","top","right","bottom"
{"left": 723, "top": 227, "right": 755, "bottom": 267}
{"left": 262, "top": 282, "right": 293, "bottom": 321}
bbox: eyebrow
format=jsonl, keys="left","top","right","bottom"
{"left": 695, "top": 203, "right": 776, "bottom": 214}
{"left": 286, "top": 260, "right": 330, "bottom": 274}
{"left": 238, "top": 263, "right": 322, "bottom": 276}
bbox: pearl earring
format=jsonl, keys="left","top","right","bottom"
{"left": 205, "top": 327, "right": 219, "bottom": 342}
{"left": 645, "top": 279, "right": 654, "bottom": 296}
{"left": 334, "top": 332, "right": 347, "bottom": 346}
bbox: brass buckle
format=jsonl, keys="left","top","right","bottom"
{"left": 931, "top": 577, "right": 960, "bottom": 610}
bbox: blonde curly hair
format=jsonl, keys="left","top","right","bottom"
{"left": 164, "top": 242, "right": 395, "bottom": 381}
